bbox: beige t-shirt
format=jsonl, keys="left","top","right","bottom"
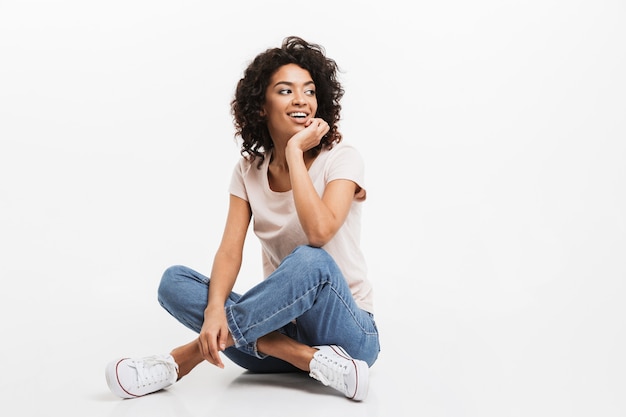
{"left": 229, "top": 142, "right": 374, "bottom": 313}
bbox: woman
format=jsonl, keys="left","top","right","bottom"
{"left": 105, "top": 36, "right": 380, "bottom": 402}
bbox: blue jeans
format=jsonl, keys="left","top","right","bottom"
{"left": 158, "top": 245, "right": 380, "bottom": 373}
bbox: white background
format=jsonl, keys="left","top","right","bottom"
{"left": 1, "top": 1, "right": 625, "bottom": 416}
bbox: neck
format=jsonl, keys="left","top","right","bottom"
{"left": 269, "top": 147, "right": 316, "bottom": 171}
{"left": 270, "top": 146, "right": 288, "bottom": 169}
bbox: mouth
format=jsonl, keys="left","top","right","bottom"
{"left": 288, "top": 112, "right": 309, "bottom": 120}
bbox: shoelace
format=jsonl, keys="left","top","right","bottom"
{"left": 310, "top": 352, "right": 349, "bottom": 392}
{"left": 129, "top": 356, "right": 177, "bottom": 388}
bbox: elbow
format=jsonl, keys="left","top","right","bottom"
{"left": 304, "top": 228, "right": 334, "bottom": 248}
{"left": 306, "top": 238, "right": 326, "bottom": 248}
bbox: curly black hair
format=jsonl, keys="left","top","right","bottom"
{"left": 231, "top": 36, "right": 344, "bottom": 167}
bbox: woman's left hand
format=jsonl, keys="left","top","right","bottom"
{"left": 288, "top": 117, "right": 329, "bottom": 153}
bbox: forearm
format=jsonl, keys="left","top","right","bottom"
{"left": 206, "top": 249, "right": 241, "bottom": 307}
{"left": 287, "top": 148, "right": 334, "bottom": 246}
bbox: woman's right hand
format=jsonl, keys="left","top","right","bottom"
{"left": 198, "top": 304, "right": 229, "bottom": 368}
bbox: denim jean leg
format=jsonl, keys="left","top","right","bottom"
{"left": 225, "top": 245, "right": 379, "bottom": 364}
{"left": 157, "top": 265, "right": 242, "bottom": 333}
{"left": 295, "top": 294, "right": 380, "bottom": 366}
{"left": 157, "top": 265, "right": 302, "bottom": 372}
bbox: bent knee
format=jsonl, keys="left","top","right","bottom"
{"left": 158, "top": 265, "right": 186, "bottom": 302}
{"left": 280, "top": 246, "right": 341, "bottom": 280}
{"left": 291, "top": 245, "right": 333, "bottom": 264}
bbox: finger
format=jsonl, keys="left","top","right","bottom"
{"left": 317, "top": 123, "right": 329, "bottom": 139}
{"left": 208, "top": 337, "right": 224, "bottom": 369}
{"left": 218, "top": 330, "right": 228, "bottom": 352}
{"left": 312, "top": 118, "right": 327, "bottom": 130}
{"left": 199, "top": 337, "right": 217, "bottom": 366}
{"left": 197, "top": 337, "right": 210, "bottom": 363}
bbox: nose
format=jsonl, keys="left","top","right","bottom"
{"left": 292, "top": 91, "right": 306, "bottom": 105}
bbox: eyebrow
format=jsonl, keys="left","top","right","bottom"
{"left": 273, "top": 80, "right": 316, "bottom": 88}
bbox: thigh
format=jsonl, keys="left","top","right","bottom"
{"left": 276, "top": 247, "right": 380, "bottom": 366}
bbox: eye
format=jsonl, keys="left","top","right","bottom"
{"left": 278, "top": 88, "right": 292, "bottom": 95}
{"left": 305, "top": 89, "right": 316, "bottom": 96}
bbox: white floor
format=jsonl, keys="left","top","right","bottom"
{"left": 1, "top": 280, "right": 401, "bottom": 417}
{"left": 3, "top": 266, "right": 625, "bottom": 417}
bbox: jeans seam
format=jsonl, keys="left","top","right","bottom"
{"left": 242, "top": 283, "right": 323, "bottom": 334}
{"left": 327, "top": 285, "right": 377, "bottom": 335}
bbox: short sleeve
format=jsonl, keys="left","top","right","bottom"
{"left": 325, "top": 144, "right": 366, "bottom": 201}
{"left": 228, "top": 159, "right": 249, "bottom": 201}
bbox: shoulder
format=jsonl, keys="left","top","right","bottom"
{"left": 324, "top": 142, "right": 363, "bottom": 163}
{"left": 233, "top": 154, "right": 265, "bottom": 177}
{"left": 324, "top": 142, "right": 365, "bottom": 171}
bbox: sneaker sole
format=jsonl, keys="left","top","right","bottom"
{"left": 105, "top": 358, "right": 138, "bottom": 399}
{"left": 329, "top": 345, "right": 369, "bottom": 401}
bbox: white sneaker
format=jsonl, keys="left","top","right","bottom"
{"left": 309, "top": 345, "right": 369, "bottom": 401}
{"left": 105, "top": 354, "right": 179, "bottom": 399}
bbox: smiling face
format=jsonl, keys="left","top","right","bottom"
{"left": 261, "top": 63, "right": 318, "bottom": 144}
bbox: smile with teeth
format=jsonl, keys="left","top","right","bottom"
{"left": 289, "top": 112, "right": 308, "bottom": 118}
